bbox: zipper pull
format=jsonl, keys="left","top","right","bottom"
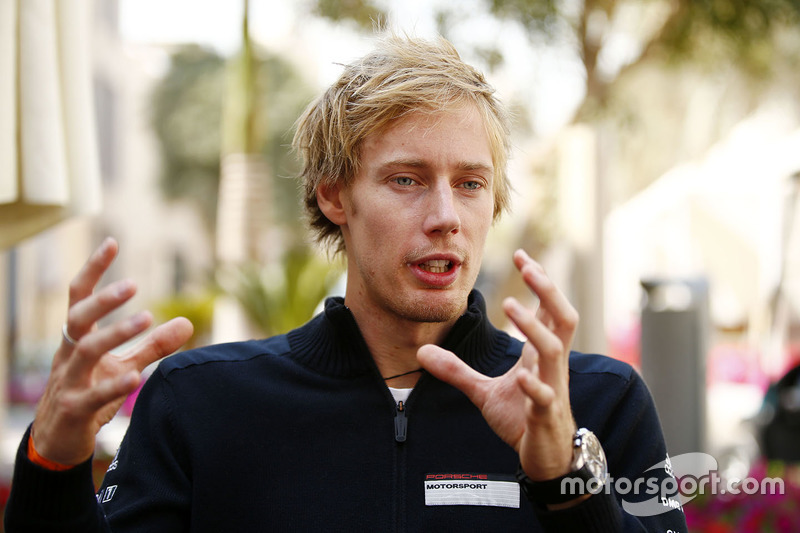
{"left": 394, "top": 401, "right": 407, "bottom": 443}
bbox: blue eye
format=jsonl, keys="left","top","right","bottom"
{"left": 394, "top": 176, "right": 415, "bottom": 186}
{"left": 461, "top": 181, "right": 482, "bottom": 190}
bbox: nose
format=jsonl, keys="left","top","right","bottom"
{"left": 422, "top": 181, "right": 460, "bottom": 236}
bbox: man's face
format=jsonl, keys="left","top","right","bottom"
{"left": 338, "top": 104, "right": 495, "bottom": 324}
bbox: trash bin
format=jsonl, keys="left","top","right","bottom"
{"left": 640, "top": 278, "right": 709, "bottom": 456}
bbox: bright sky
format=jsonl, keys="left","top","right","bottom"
{"left": 120, "top": 0, "right": 290, "bottom": 55}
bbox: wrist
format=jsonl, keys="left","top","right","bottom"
{"left": 520, "top": 421, "right": 577, "bottom": 481}
{"left": 28, "top": 430, "right": 76, "bottom": 471}
{"left": 518, "top": 428, "right": 609, "bottom": 507}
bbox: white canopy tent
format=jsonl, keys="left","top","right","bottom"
{"left": 605, "top": 99, "right": 800, "bottom": 375}
{"left": 0, "top": 0, "right": 101, "bottom": 249}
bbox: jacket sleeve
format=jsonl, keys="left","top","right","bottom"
{"left": 3, "top": 426, "right": 110, "bottom": 533}
{"left": 527, "top": 357, "right": 689, "bottom": 532}
{"left": 94, "top": 367, "right": 192, "bottom": 531}
{"left": 4, "top": 368, "right": 192, "bottom": 533}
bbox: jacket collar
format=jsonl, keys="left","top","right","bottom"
{"left": 286, "top": 290, "right": 513, "bottom": 378}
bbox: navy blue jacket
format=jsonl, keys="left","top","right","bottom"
{"left": 6, "top": 291, "right": 688, "bottom": 531}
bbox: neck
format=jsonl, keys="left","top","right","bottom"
{"left": 345, "top": 297, "right": 461, "bottom": 389}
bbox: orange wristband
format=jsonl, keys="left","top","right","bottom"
{"left": 28, "top": 433, "right": 75, "bottom": 471}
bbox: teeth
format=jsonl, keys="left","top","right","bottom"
{"left": 419, "top": 259, "right": 452, "bottom": 273}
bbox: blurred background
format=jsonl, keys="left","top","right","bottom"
{"left": 2, "top": 0, "right": 800, "bottom": 529}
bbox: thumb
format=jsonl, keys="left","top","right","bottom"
{"left": 128, "top": 316, "right": 194, "bottom": 370}
{"left": 417, "top": 344, "right": 489, "bottom": 405}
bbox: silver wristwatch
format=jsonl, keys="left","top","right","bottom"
{"left": 517, "top": 428, "right": 609, "bottom": 506}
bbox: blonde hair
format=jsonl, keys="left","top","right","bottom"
{"left": 293, "top": 35, "right": 512, "bottom": 252}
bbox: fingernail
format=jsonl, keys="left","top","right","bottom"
{"left": 130, "top": 311, "right": 149, "bottom": 328}
{"left": 503, "top": 297, "right": 523, "bottom": 315}
{"left": 115, "top": 280, "right": 134, "bottom": 298}
{"left": 121, "top": 371, "right": 139, "bottom": 389}
{"left": 101, "top": 236, "right": 116, "bottom": 253}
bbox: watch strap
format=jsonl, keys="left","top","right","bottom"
{"left": 516, "top": 428, "right": 608, "bottom": 506}
{"left": 517, "top": 462, "right": 599, "bottom": 506}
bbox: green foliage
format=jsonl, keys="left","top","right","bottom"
{"left": 150, "top": 46, "right": 225, "bottom": 230}
{"left": 313, "top": 0, "right": 386, "bottom": 29}
{"left": 151, "top": 291, "right": 217, "bottom": 349}
{"left": 224, "top": 0, "right": 260, "bottom": 155}
{"left": 473, "top": 45, "right": 505, "bottom": 71}
{"left": 149, "top": 45, "right": 315, "bottom": 232}
{"left": 314, "top": 0, "right": 800, "bottom": 100}
{"left": 220, "top": 246, "right": 343, "bottom": 336}
{"left": 488, "top": 0, "right": 565, "bottom": 39}
{"left": 653, "top": 0, "right": 800, "bottom": 74}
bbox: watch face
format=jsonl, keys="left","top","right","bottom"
{"left": 580, "top": 431, "right": 609, "bottom": 482}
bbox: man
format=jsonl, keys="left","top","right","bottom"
{"left": 6, "top": 36, "right": 688, "bottom": 531}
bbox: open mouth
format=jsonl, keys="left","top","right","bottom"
{"left": 418, "top": 259, "right": 453, "bottom": 274}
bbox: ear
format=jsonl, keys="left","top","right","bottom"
{"left": 316, "top": 180, "right": 348, "bottom": 226}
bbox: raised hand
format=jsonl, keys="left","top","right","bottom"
{"left": 418, "top": 249, "right": 578, "bottom": 482}
{"left": 31, "top": 238, "right": 193, "bottom": 465}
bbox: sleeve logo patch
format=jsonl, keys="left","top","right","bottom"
{"left": 106, "top": 448, "right": 120, "bottom": 473}
{"left": 424, "top": 473, "right": 519, "bottom": 508}
{"left": 98, "top": 485, "right": 118, "bottom": 504}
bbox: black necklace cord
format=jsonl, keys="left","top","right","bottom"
{"left": 383, "top": 368, "right": 423, "bottom": 381}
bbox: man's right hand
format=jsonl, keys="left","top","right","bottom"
{"left": 30, "top": 237, "right": 194, "bottom": 466}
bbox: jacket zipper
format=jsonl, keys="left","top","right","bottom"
{"left": 388, "top": 379, "right": 421, "bottom": 531}
{"left": 394, "top": 400, "right": 408, "bottom": 442}
{"left": 392, "top": 397, "right": 411, "bottom": 532}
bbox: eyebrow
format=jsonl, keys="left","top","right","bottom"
{"left": 457, "top": 161, "right": 493, "bottom": 173}
{"left": 380, "top": 158, "right": 493, "bottom": 174}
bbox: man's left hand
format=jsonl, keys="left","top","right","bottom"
{"left": 418, "top": 249, "right": 578, "bottom": 482}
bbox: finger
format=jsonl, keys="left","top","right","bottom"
{"left": 513, "top": 249, "right": 579, "bottom": 346}
{"left": 516, "top": 366, "right": 556, "bottom": 409}
{"left": 68, "top": 237, "right": 119, "bottom": 308}
{"left": 80, "top": 370, "right": 142, "bottom": 414}
{"left": 66, "top": 279, "right": 137, "bottom": 341}
{"left": 65, "top": 311, "right": 153, "bottom": 383}
{"left": 535, "top": 305, "right": 555, "bottom": 331}
{"left": 504, "top": 298, "right": 563, "bottom": 362}
{"left": 519, "top": 341, "right": 538, "bottom": 371}
{"left": 504, "top": 297, "right": 567, "bottom": 390}
{"left": 125, "top": 317, "right": 194, "bottom": 371}
{"left": 417, "top": 344, "right": 491, "bottom": 406}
